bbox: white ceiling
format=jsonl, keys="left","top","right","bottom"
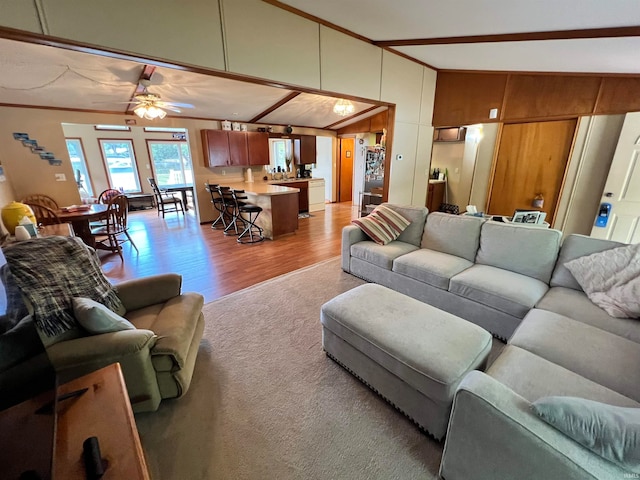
{"left": 0, "top": 37, "right": 381, "bottom": 130}
{"left": 1, "top": 1, "right": 639, "bottom": 130}
{"left": 281, "top": 0, "right": 640, "bottom": 73}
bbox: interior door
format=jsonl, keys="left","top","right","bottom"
{"left": 488, "top": 119, "right": 577, "bottom": 224}
{"left": 591, "top": 111, "right": 640, "bottom": 243}
{"left": 338, "top": 138, "right": 354, "bottom": 203}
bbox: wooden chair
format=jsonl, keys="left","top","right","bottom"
{"left": 21, "top": 194, "right": 59, "bottom": 211}
{"left": 90, "top": 195, "right": 138, "bottom": 261}
{"left": 98, "top": 189, "right": 121, "bottom": 204}
{"left": 147, "top": 178, "right": 184, "bottom": 218}
{"left": 25, "top": 203, "right": 62, "bottom": 226}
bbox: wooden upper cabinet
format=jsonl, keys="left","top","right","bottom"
{"left": 432, "top": 72, "right": 508, "bottom": 127}
{"left": 369, "top": 110, "right": 388, "bottom": 132}
{"left": 595, "top": 77, "right": 640, "bottom": 115}
{"left": 247, "top": 132, "right": 270, "bottom": 166}
{"left": 294, "top": 135, "right": 317, "bottom": 164}
{"left": 202, "top": 129, "right": 230, "bottom": 167}
{"left": 228, "top": 131, "right": 248, "bottom": 166}
{"left": 503, "top": 75, "right": 601, "bottom": 120}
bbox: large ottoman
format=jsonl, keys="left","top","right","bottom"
{"left": 320, "top": 283, "right": 492, "bottom": 440}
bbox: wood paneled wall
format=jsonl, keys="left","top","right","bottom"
{"left": 336, "top": 110, "right": 388, "bottom": 135}
{"left": 433, "top": 71, "right": 640, "bottom": 127}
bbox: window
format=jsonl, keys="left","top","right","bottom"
{"left": 147, "top": 141, "right": 193, "bottom": 187}
{"left": 98, "top": 139, "right": 141, "bottom": 193}
{"left": 65, "top": 138, "right": 94, "bottom": 197}
{"left": 268, "top": 138, "right": 292, "bottom": 172}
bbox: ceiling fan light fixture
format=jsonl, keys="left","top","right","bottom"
{"left": 134, "top": 104, "right": 167, "bottom": 120}
{"left": 333, "top": 99, "right": 355, "bottom": 117}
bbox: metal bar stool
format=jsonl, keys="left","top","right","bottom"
{"left": 221, "top": 188, "right": 245, "bottom": 236}
{"left": 204, "top": 183, "right": 226, "bottom": 230}
{"left": 232, "top": 190, "right": 264, "bottom": 244}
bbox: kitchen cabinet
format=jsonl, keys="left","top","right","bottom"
{"left": 294, "top": 135, "right": 316, "bottom": 164}
{"left": 201, "top": 130, "right": 269, "bottom": 167}
{"left": 426, "top": 180, "right": 445, "bottom": 212}
{"left": 275, "top": 181, "right": 308, "bottom": 212}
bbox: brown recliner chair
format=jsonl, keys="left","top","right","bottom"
{"left": 46, "top": 273, "right": 204, "bottom": 412}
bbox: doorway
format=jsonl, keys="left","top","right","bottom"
{"left": 488, "top": 119, "right": 577, "bottom": 223}
{"left": 338, "top": 137, "right": 355, "bottom": 203}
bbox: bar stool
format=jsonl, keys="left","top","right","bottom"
{"left": 221, "top": 188, "right": 244, "bottom": 236}
{"left": 204, "top": 183, "right": 226, "bottom": 230}
{"left": 232, "top": 190, "right": 264, "bottom": 244}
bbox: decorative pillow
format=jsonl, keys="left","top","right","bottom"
{"left": 0, "top": 315, "right": 44, "bottom": 371}
{"left": 532, "top": 396, "right": 640, "bottom": 473}
{"left": 72, "top": 297, "right": 135, "bottom": 334}
{"left": 564, "top": 243, "right": 640, "bottom": 318}
{"left": 352, "top": 205, "right": 411, "bottom": 245}
{"left": 0, "top": 264, "right": 29, "bottom": 334}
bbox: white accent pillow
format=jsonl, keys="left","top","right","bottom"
{"left": 72, "top": 297, "right": 135, "bottom": 334}
{"left": 564, "top": 243, "right": 640, "bottom": 318}
{"left": 532, "top": 396, "right": 640, "bottom": 473}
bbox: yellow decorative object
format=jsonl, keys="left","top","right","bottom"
{"left": 1, "top": 201, "right": 37, "bottom": 234}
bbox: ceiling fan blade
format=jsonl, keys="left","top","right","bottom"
{"left": 158, "top": 101, "right": 194, "bottom": 109}
{"left": 162, "top": 106, "right": 183, "bottom": 113}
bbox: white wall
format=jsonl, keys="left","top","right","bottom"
{"left": 314, "top": 136, "right": 334, "bottom": 202}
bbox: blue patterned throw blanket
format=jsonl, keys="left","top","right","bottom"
{"left": 3, "top": 236, "right": 124, "bottom": 337}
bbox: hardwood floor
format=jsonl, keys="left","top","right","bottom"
{"left": 99, "top": 202, "right": 358, "bottom": 303}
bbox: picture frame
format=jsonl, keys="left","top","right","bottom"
{"left": 512, "top": 210, "right": 544, "bottom": 224}
{"left": 345, "top": 151, "right": 351, "bottom": 158}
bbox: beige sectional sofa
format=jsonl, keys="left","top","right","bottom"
{"left": 342, "top": 204, "right": 639, "bottom": 479}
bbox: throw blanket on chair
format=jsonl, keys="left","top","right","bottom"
{"left": 3, "top": 236, "right": 125, "bottom": 337}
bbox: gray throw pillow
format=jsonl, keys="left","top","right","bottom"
{"left": 532, "top": 396, "right": 640, "bottom": 473}
{"left": 72, "top": 297, "right": 135, "bottom": 334}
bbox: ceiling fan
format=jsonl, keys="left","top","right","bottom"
{"left": 126, "top": 79, "right": 194, "bottom": 119}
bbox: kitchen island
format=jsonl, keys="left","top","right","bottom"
{"left": 225, "top": 182, "right": 299, "bottom": 239}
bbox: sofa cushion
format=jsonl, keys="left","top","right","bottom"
{"left": 536, "top": 287, "right": 640, "bottom": 344}
{"left": 564, "top": 243, "right": 640, "bottom": 318}
{"left": 421, "top": 212, "right": 485, "bottom": 262}
{"left": 532, "top": 396, "right": 640, "bottom": 473}
{"left": 350, "top": 240, "right": 418, "bottom": 270}
{"left": 550, "top": 234, "right": 623, "bottom": 290}
{"left": 449, "top": 264, "right": 549, "bottom": 318}
{"left": 392, "top": 249, "right": 473, "bottom": 290}
{"left": 382, "top": 203, "right": 428, "bottom": 247}
{"left": 488, "top": 345, "right": 640, "bottom": 408}
{"left": 0, "top": 316, "right": 44, "bottom": 372}
{"left": 510, "top": 309, "right": 640, "bottom": 402}
{"left": 476, "top": 221, "right": 562, "bottom": 283}
{"left": 351, "top": 205, "right": 411, "bottom": 245}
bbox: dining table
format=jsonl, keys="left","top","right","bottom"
{"left": 164, "top": 185, "right": 194, "bottom": 211}
{"left": 56, "top": 204, "right": 109, "bottom": 248}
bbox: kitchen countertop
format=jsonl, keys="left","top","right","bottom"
{"left": 266, "top": 177, "right": 324, "bottom": 184}
{"left": 225, "top": 181, "right": 300, "bottom": 196}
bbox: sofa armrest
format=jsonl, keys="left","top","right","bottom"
{"left": 115, "top": 273, "right": 182, "bottom": 311}
{"left": 440, "top": 371, "right": 626, "bottom": 480}
{"left": 46, "top": 329, "right": 156, "bottom": 369}
{"left": 342, "top": 225, "right": 366, "bottom": 272}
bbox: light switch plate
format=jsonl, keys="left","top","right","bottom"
{"left": 54, "top": 173, "right": 66, "bottom": 182}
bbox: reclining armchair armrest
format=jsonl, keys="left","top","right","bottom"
{"left": 440, "top": 371, "right": 625, "bottom": 480}
{"left": 46, "top": 329, "right": 156, "bottom": 369}
{"left": 342, "top": 225, "right": 366, "bottom": 272}
{"left": 115, "top": 273, "right": 182, "bottom": 311}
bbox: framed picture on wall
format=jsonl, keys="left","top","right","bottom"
{"left": 345, "top": 151, "right": 351, "bottom": 158}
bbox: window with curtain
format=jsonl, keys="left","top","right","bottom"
{"left": 65, "top": 138, "right": 94, "bottom": 197}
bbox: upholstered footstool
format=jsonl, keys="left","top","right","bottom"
{"left": 320, "top": 283, "right": 492, "bottom": 440}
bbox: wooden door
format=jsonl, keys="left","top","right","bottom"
{"left": 338, "top": 138, "right": 354, "bottom": 203}
{"left": 591, "top": 111, "right": 640, "bottom": 243}
{"left": 488, "top": 119, "right": 577, "bottom": 224}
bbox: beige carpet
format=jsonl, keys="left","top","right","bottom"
{"left": 135, "top": 258, "right": 494, "bottom": 479}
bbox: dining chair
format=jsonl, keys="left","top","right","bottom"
{"left": 25, "top": 203, "right": 62, "bottom": 226}
{"left": 89, "top": 195, "right": 138, "bottom": 261}
{"left": 147, "top": 178, "right": 184, "bottom": 218}
{"left": 98, "top": 188, "right": 121, "bottom": 204}
{"left": 232, "top": 190, "right": 264, "bottom": 244}
{"left": 21, "top": 194, "right": 59, "bottom": 210}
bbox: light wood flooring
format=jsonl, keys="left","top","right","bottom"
{"left": 99, "top": 202, "right": 358, "bottom": 303}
